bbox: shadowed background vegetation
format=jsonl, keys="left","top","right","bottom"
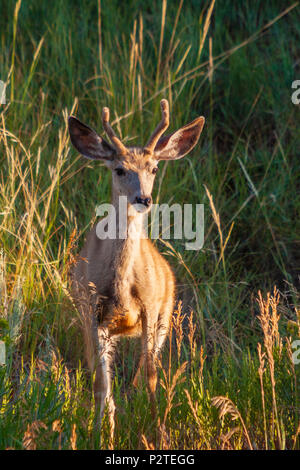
{"left": 0, "top": 0, "right": 299, "bottom": 449}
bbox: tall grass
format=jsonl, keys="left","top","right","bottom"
{"left": 0, "top": 0, "right": 299, "bottom": 449}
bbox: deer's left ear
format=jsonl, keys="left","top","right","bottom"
{"left": 68, "top": 116, "right": 116, "bottom": 161}
{"left": 153, "top": 116, "right": 205, "bottom": 161}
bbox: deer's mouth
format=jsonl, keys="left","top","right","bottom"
{"left": 129, "top": 195, "right": 152, "bottom": 214}
{"left": 131, "top": 202, "right": 152, "bottom": 214}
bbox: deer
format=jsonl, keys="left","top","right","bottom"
{"left": 68, "top": 99, "right": 205, "bottom": 443}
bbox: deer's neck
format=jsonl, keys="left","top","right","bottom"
{"left": 110, "top": 194, "right": 145, "bottom": 301}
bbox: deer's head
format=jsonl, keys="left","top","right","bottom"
{"left": 68, "top": 100, "right": 205, "bottom": 214}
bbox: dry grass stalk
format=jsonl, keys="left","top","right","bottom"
{"left": 64, "top": 365, "right": 71, "bottom": 401}
{"left": 257, "top": 287, "right": 283, "bottom": 448}
{"left": 204, "top": 185, "right": 234, "bottom": 270}
{"left": 285, "top": 337, "right": 299, "bottom": 448}
{"left": 198, "top": 0, "right": 216, "bottom": 61}
{"left": 141, "top": 434, "right": 155, "bottom": 450}
{"left": 51, "top": 350, "right": 62, "bottom": 383}
{"left": 212, "top": 395, "right": 253, "bottom": 450}
{"left": 188, "top": 310, "right": 197, "bottom": 361}
{"left": 52, "top": 419, "right": 63, "bottom": 450}
{"left": 184, "top": 389, "right": 209, "bottom": 449}
{"left": 292, "top": 423, "right": 300, "bottom": 451}
{"left": 23, "top": 421, "right": 47, "bottom": 450}
{"left": 220, "top": 426, "right": 240, "bottom": 450}
{"left": 286, "top": 336, "right": 297, "bottom": 383}
{"left": 199, "top": 345, "right": 206, "bottom": 384}
{"left": 172, "top": 301, "right": 185, "bottom": 362}
{"left": 159, "top": 359, "right": 187, "bottom": 432}
{"left": 158, "top": 419, "right": 171, "bottom": 450}
{"left": 62, "top": 228, "right": 78, "bottom": 279}
{"left": 165, "top": 0, "right": 184, "bottom": 70}
{"left": 257, "top": 342, "right": 268, "bottom": 449}
{"left": 156, "top": 0, "right": 167, "bottom": 85}
{"left": 97, "top": 0, "right": 103, "bottom": 74}
{"left": 70, "top": 423, "right": 77, "bottom": 450}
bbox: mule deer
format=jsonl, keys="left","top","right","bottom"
{"left": 68, "top": 100, "right": 205, "bottom": 442}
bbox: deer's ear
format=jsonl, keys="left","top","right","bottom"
{"left": 68, "top": 116, "right": 115, "bottom": 161}
{"left": 154, "top": 116, "right": 205, "bottom": 161}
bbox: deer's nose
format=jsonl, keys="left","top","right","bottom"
{"left": 135, "top": 196, "right": 152, "bottom": 207}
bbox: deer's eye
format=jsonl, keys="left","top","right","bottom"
{"left": 152, "top": 167, "right": 158, "bottom": 175}
{"left": 115, "top": 168, "right": 125, "bottom": 176}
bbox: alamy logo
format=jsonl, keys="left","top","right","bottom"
{"left": 0, "top": 341, "right": 5, "bottom": 365}
{"left": 95, "top": 196, "right": 204, "bottom": 251}
{"left": 292, "top": 340, "right": 300, "bottom": 365}
{"left": 291, "top": 80, "right": 300, "bottom": 105}
{"left": 0, "top": 80, "right": 6, "bottom": 104}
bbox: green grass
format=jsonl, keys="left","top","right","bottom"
{"left": 0, "top": 0, "right": 299, "bottom": 449}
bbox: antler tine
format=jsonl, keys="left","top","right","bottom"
{"left": 144, "top": 99, "right": 170, "bottom": 154}
{"left": 102, "top": 107, "right": 127, "bottom": 155}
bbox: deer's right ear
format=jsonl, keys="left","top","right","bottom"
{"left": 153, "top": 116, "right": 205, "bottom": 161}
{"left": 68, "top": 116, "right": 115, "bottom": 161}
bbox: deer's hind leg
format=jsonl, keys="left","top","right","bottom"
{"left": 132, "top": 306, "right": 158, "bottom": 391}
{"left": 133, "top": 301, "right": 173, "bottom": 393}
{"left": 154, "top": 302, "right": 173, "bottom": 356}
{"left": 133, "top": 309, "right": 158, "bottom": 419}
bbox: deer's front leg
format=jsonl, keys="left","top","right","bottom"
{"left": 92, "top": 321, "right": 115, "bottom": 445}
